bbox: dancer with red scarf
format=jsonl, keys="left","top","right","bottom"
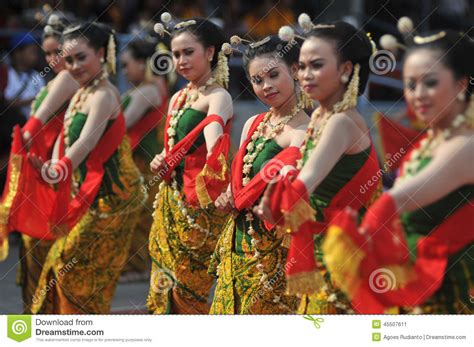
{"left": 0, "top": 14, "right": 79, "bottom": 313}
{"left": 147, "top": 14, "right": 232, "bottom": 314}
{"left": 323, "top": 29, "right": 474, "bottom": 314}
{"left": 209, "top": 35, "right": 309, "bottom": 314}
{"left": 2, "top": 22, "right": 145, "bottom": 313}
{"left": 256, "top": 18, "right": 382, "bottom": 314}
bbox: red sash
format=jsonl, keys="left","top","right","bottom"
{"left": 231, "top": 113, "right": 301, "bottom": 213}
{"left": 157, "top": 90, "right": 231, "bottom": 207}
{"left": 1, "top": 114, "right": 126, "bottom": 240}
{"left": 270, "top": 143, "right": 381, "bottom": 293}
{"left": 342, "top": 138, "right": 474, "bottom": 313}
{"left": 127, "top": 96, "right": 168, "bottom": 150}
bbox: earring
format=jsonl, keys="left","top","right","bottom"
{"left": 208, "top": 56, "right": 213, "bottom": 61}
{"left": 100, "top": 57, "right": 105, "bottom": 64}
{"left": 457, "top": 92, "right": 466, "bottom": 102}
{"left": 341, "top": 75, "right": 349, "bottom": 84}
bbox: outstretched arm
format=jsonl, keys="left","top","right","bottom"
{"left": 389, "top": 136, "right": 474, "bottom": 213}
{"left": 203, "top": 89, "right": 233, "bottom": 153}
{"left": 123, "top": 85, "right": 161, "bottom": 129}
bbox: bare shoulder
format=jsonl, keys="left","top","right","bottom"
{"left": 207, "top": 86, "right": 232, "bottom": 103}
{"left": 438, "top": 131, "right": 474, "bottom": 159}
{"left": 244, "top": 114, "right": 260, "bottom": 129}
{"left": 91, "top": 85, "right": 120, "bottom": 116}
{"left": 53, "top": 70, "right": 77, "bottom": 85}
{"left": 130, "top": 84, "right": 160, "bottom": 101}
{"left": 325, "top": 111, "right": 355, "bottom": 133}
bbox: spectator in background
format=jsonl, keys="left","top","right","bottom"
{"left": 4, "top": 32, "right": 44, "bottom": 119}
{"left": 242, "top": 0, "right": 295, "bottom": 39}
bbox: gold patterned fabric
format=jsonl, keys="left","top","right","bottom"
{"left": 209, "top": 217, "right": 299, "bottom": 314}
{"left": 30, "top": 140, "right": 145, "bottom": 314}
{"left": 147, "top": 183, "right": 228, "bottom": 314}
{"left": 120, "top": 153, "right": 156, "bottom": 276}
{"left": 17, "top": 236, "right": 54, "bottom": 313}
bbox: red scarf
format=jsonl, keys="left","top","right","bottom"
{"left": 327, "top": 137, "right": 474, "bottom": 313}
{"left": 231, "top": 113, "right": 301, "bottom": 214}
{"left": 1, "top": 114, "right": 125, "bottom": 240}
{"left": 270, "top": 144, "right": 381, "bottom": 294}
{"left": 157, "top": 89, "right": 231, "bottom": 208}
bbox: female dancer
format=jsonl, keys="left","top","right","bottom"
{"left": 119, "top": 39, "right": 169, "bottom": 281}
{"left": 25, "top": 22, "right": 145, "bottom": 313}
{"left": 256, "top": 19, "right": 382, "bottom": 314}
{"left": 147, "top": 15, "right": 233, "bottom": 314}
{"left": 209, "top": 35, "right": 309, "bottom": 314}
{"left": 323, "top": 29, "right": 474, "bottom": 314}
{"left": 0, "top": 15, "right": 79, "bottom": 313}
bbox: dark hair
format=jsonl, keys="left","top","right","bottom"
{"left": 62, "top": 22, "right": 115, "bottom": 62}
{"left": 42, "top": 16, "right": 67, "bottom": 41}
{"left": 170, "top": 18, "right": 225, "bottom": 70}
{"left": 125, "top": 40, "right": 156, "bottom": 61}
{"left": 305, "top": 21, "right": 373, "bottom": 95}
{"left": 242, "top": 35, "right": 301, "bottom": 78}
{"left": 405, "top": 29, "right": 474, "bottom": 99}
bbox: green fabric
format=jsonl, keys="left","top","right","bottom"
{"left": 67, "top": 112, "right": 124, "bottom": 205}
{"left": 302, "top": 138, "right": 371, "bottom": 223}
{"left": 121, "top": 93, "right": 159, "bottom": 161}
{"left": 32, "top": 87, "right": 48, "bottom": 114}
{"left": 302, "top": 138, "right": 372, "bottom": 279}
{"left": 400, "top": 156, "right": 474, "bottom": 313}
{"left": 172, "top": 108, "right": 207, "bottom": 187}
{"left": 234, "top": 138, "right": 283, "bottom": 255}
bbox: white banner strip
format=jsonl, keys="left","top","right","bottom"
{"left": 0, "top": 314, "right": 472, "bottom": 346}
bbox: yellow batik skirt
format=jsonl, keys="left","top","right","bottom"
{"left": 30, "top": 142, "right": 145, "bottom": 314}
{"left": 209, "top": 217, "right": 299, "bottom": 314}
{"left": 121, "top": 154, "right": 157, "bottom": 276}
{"left": 147, "top": 182, "right": 228, "bottom": 314}
{"left": 17, "top": 236, "right": 54, "bottom": 313}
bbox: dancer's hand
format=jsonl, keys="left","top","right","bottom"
{"left": 253, "top": 182, "right": 276, "bottom": 225}
{"left": 150, "top": 153, "right": 166, "bottom": 174}
{"left": 214, "top": 189, "right": 235, "bottom": 213}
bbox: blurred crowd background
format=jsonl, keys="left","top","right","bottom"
{"left": 0, "top": 0, "right": 473, "bottom": 191}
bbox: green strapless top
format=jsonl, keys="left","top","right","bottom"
{"left": 172, "top": 108, "right": 207, "bottom": 187}
{"left": 68, "top": 112, "right": 124, "bottom": 204}
{"left": 400, "top": 157, "right": 474, "bottom": 254}
{"left": 302, "top": 138, "right": 372, "bottom": 222}
{"left": 234, "top": 138, "right": 283, "bottom": 256}
{"left": 399, "top": 157, "right": 474, "bottom": 312}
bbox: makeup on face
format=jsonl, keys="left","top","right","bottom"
{"left": 63, "top": 39, "right": 102, "bottom": 86}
